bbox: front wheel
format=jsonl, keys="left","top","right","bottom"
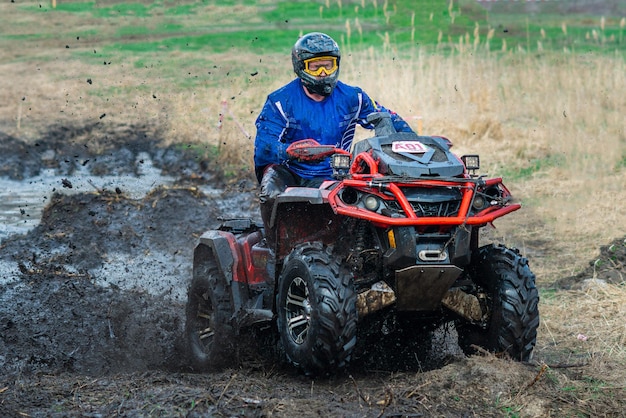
{"left": 456, "top": 244, "right": 540, "bottom": 361}
{"left": 276, "top": 242, "right": 357, "bottom": 375}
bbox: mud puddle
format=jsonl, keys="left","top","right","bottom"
{"left": 0, "top": 123, "right": 257, "bottom": 294}
{"left": 0, "top": 148, "right": 244, "bottom": 299}
{"left": 0, "top": 182, "right": 256, "bottom": 299}
{"left": 0, "top": 152, "right": 176, "bottom": 241}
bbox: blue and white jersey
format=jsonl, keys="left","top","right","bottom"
{"left": 254, "top": 78, "right": 413, "bottom": 181}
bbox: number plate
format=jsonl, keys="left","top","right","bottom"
{"left": 391, "top": 141, "right": 429, "bottom": 154}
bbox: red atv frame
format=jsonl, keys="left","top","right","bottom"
{"left": 185, "top": 113, "right": 539, "bottom": 375}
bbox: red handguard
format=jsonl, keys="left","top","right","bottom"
{"left": 286, "top": 139, "right": 337, "bottom": 162}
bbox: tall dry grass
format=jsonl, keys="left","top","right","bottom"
{"left": 338, "top": 49, "right": 626, "bottom": 281}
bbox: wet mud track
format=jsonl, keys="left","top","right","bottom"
{"left": 1, "top": 123, "right": 625, "bottom": 417}
{"left": 1, "top": 188, "right": 232, "bottom": 375}
{"left": 0, "top": 123, "right": 266, "bottom": 415}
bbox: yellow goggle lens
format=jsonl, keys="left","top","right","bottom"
{"left": 303, "top": 56, "right": 338, "bottom": 76}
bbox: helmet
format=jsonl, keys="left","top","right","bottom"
{"left": 292, "top": 32, "right": 341, "bottom": 96}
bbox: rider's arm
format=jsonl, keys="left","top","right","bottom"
{"left": 254, "top": 98, "right": 291, "bottom": 182}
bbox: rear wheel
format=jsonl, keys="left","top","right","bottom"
{"left": 276, "top": 242, "right": 357, "bottom": 375}
{"left": 184, "top": 253, "right": 236, "bottom": 370}
{"left": 456, "top": 244, "right": 539, "bottom": 361}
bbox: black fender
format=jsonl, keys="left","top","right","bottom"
{"left": 271, "top": 186, "right": 325, "bottom": 228}
{"left": 273, "top": 186, "right": 343, "bottom": 259}
{"left": 194, "top": 230, "right": 251, "bottom": 316}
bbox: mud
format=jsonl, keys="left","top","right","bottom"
{"left": 553, "top": 236, "right": 626, "bottom": 290}
{"left": 1, "top": 123, "right": 625, "bottom": 417}
{"left": 0, "top": 123, "right": 211, "bottom": 180}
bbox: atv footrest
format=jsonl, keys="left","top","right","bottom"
{"left": 236, "top": 308, "right": 274, "bottom": 329}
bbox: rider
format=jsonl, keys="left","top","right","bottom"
{"left": 254, "top": 31, "right": 414, "bottom": 246}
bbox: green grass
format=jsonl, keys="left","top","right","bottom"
{"left": 500, "top": 154, "right": 566, "bottom": 181}
{"left": 617, "top": 154, "right": 626, "bottom": 171}
{"left": 7, "top": 0, "right": 624, "bottom": 64}
{"left": 538, "top": 288, "right": 558, "bottom": 301}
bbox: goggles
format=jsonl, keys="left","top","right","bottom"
{"left": 303, "top": 56, "right": 338, "bottom": 77}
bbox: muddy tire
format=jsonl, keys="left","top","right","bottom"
{"left": 276, "top": 242, "right": 357, "bottom": 375}
{"left": 184, "top": 253, "right": 235, "bottom": 371}
{"left": 456, "top": 244, "right": 539, "bottom": 361}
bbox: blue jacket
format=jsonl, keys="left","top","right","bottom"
{"left": 254, "top": 78, "right": 413, "bottom": 182}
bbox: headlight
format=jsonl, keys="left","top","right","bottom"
{"left": 363, "top": 195, "right": 380, "bottom": 211}
{"left": 340, "top": 188, "right": 359, "bottom": 205}
{"left": 331, "top": 153, "right": 351, "bottom": 170}
{"left": 461, "top": 154, "right": 480, "bottom": 171}
{"left": 472, "top": 194, "right": 487, "bottom": 210}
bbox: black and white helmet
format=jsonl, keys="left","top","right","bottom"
{"left": 292, "top": 32, "right": 341, "bottom": 96}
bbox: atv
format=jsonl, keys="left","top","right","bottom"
{"left": 185, "top": 113, "right": 539, "bottom": 375}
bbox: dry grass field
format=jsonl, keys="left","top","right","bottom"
{"left": 1, "top": 1, "right": 625, "bottom": 416}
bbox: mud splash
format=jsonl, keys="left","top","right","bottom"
{"left": 0, "top": 187, "right": 256, "bottom": 375}
{"left": 0, "top": 123, "right": 259, "bottom": 378}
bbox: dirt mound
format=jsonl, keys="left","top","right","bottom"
{"left": 553, "top": 236, "right": 626, "bottom": 289}
{"left": 3, "top": 187, "right": 216, "bottom": 271}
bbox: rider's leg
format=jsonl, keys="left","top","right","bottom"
{"left": 259, "top": 165, "right": 297, "bottom": 249}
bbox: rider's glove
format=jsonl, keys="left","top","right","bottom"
{"left": 286, "top": 139, "right": 335, "bottom": 162}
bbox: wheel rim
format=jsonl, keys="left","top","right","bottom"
{"left": 285, "top": 276, "right": 311, "bottom": 345}
{"left": 191, "top": 290, "right": 215, "bottom": 354}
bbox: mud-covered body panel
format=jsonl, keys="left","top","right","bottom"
{"left": 352, "top": 133, "right": 466, "bottom": 178}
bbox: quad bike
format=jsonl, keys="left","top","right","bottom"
{"left": 185, "top": 113, "right": 539, "bottom": 375}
